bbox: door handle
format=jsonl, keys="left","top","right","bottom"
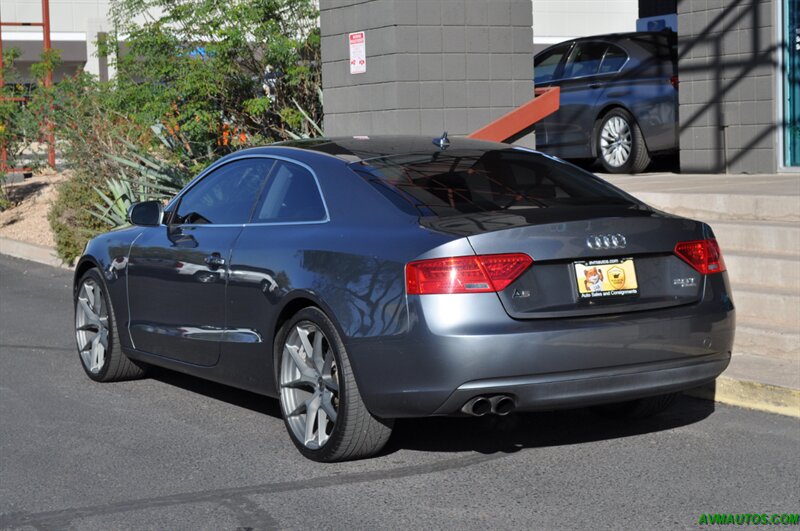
{"left": 204, "top": 253, "right": 226, "bottom": 268}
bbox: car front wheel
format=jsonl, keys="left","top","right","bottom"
{"left": 74, "top": 268, "right": 147, "bottom": 382}
{"left": 596, "top": 108, "right": 651, "bottom": 174}
{"left": 277, "top": 307, "right": 393, "bottom": 462}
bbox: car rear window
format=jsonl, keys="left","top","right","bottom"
{"left": 599, "top": 44, "right": 628, "bottom": 73}
{"left": 351, "top": 148, "right": 639, "bottom": 218}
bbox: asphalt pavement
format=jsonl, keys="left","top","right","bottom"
{"left": 1, "top": 254, "right": 798, "bottom": 530}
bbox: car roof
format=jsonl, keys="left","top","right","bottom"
{"left": 536, "top": 30, "right": 675, "bottom": 55}
{"left": 250, "top": 135, "right": 514, "bottom": 163}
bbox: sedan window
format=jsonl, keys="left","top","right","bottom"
{"left": 174, "top": 158, "right": 274, "bottom": 225}
{"left": 599, "top": 44, "right": 628, "bottom": 74}
{"left": 533, "top": 44, "right": 570, "bottom": 84}
{"left": 253, "top": 161, "right": 326, "bottom": 223}
{"left": 563, "top": 42, "right": 607, "bottom": 79}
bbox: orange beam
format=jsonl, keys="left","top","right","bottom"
{"left": 468, "top": 86, "right": 560, "bottom": 143}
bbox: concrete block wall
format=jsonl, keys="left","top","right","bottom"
{"left": 677, "top": 0, "right": 779, "bottom": 173}
{"left": 320, "top": 0, "right": 534, "bottom": 137}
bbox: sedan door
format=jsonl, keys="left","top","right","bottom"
{"left": 538, "top": 41, "right": 610, "bottom": 158}
{"left": 127, "top": 157, "right": 274, "bottom": 366}
{"left": 533, "top": 43, "right": 572, "bottom": 146}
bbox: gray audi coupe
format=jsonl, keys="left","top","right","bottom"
{"left": 73, "top": 136, "right": 735, "bottom": 462}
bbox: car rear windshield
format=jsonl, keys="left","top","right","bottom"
{"left": 350, "top": 148, "right": 640, "bottom": 218}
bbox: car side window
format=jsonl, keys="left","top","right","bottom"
{"left": 599, "top": 44, "right": 627, "bottom": 74}
{"left": 533, "top": 44, "right": 570, "bottom": 84}
{"left": 174, "top": 158, "right": 274, "bottom": 225}
{"left": 563, "top": 42, "right": 607, "bottom": 79}
{"left": 252, "top": 161, "right": 326, "bottom": 223}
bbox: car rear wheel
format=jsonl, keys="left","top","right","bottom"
{"left": 596, "top": 108, "right": 651, "bottom": 174}
{"left": 74, "top": 268, "right": 147, "bottom": 382}
{"left": 592, "top": 392, "right": 678, "bottom": 419}
{"left": 277, "top": 307, "right": 393, "bottom": 462}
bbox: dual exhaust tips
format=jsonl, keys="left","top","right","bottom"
{"left": 461, "top": 395, "right": 515, "bottom": 416}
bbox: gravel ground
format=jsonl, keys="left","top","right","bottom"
{"left": 0, "top": 171, "right": 65, "bottom": 247}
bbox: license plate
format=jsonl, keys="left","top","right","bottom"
{"left": 574, "top": 258, "right": 638, "bottom": 299}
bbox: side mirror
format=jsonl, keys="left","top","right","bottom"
{"left": 128, "top": 200, "right": 164, "bottom": 227}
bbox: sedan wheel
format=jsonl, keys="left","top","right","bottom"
{"left": 76, "top": 277, "right": 109, "bottom": 374}
{"left": 277, "top": 307, "right": 393, "bottom": 461}
{"left": 596, "top": 109, "right": 651, "bottom": 174}
{"left": 74, "top": 268, "right": 146, "bottom": 382}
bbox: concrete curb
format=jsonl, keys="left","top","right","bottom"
{"left": 686, "top": 377, "right": 800, "bottom": 418}
{"left": 0, "top": 237, "right": 797, "bottom": 418}
{"left": 0, "top": 237, "right": 69, "bottom": 270}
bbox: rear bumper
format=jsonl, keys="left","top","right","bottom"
{"left": 345, "top": 274, "right": 735, "bottom": 418}
{"left": 432, "top": 351, "right": 730, "bottom": 414}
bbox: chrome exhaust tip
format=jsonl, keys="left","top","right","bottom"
{"left": 490, "top": 395, "right": 515, "bottom": 416}
{"left": 462, "top": 396, "right": 492, "bottom": 416}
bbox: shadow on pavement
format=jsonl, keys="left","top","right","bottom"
{"left": 147, "top": 366, "right": 715, "bottom": 456}
{"left": 148, "top": 366, "right": 283, "bottom": 419}
{"left": 385, "top": 394, "right": 715, "bottom": 456}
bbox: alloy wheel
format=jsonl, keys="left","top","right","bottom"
{"left": 280, "top": 321, "right": 340, "bottom": 450}
{"left": 599, "top": 115, "right": 633, "bottom": 168}
{"left": 75, "top": 278, "right": 110, "bottom": 374}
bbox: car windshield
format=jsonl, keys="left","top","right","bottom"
{"left": 350, "top": 148, "right": 641, "bottom": 217}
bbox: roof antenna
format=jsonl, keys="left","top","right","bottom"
{"left": 433, "top": 131, "right": 450, "bottom": 150}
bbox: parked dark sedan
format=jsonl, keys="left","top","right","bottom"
{"left": 534, "top": 31, "right": 678, "bottom": 173}
{"left": 73, "top": 136, "right": 734, "bottom": 462}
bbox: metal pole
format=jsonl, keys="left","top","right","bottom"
{"left": 1, "top": 22, "right": 7, "bottom": 171}
{"left": 42, "top": 0, "right": 55, "bottom": 168}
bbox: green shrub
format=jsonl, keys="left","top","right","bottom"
{"left": 12, "top": 0, "right": 322, "bottom": 260}
{"left": 48, "top": 172, "right": 108, "bottom": 264}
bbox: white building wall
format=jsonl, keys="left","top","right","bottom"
{"left": 0, "top": 0, "right": 114, "bottom": 34}
{"left": 532, "top": 0, "right": 638, "bottom": 51}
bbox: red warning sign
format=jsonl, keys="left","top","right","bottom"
{"left": 349, "top": 31, "right": 366, "bottom": 74}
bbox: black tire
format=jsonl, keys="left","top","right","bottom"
{"left": 596, "top": 108, "right": 651, "bottom": 174}
{"left": 74, "top": 268, "right": 147, "bottom": 382}
{"left": 592, "top": 393, "right": 678, "bottom": 419}
{"left": 276, "top": 307, "right": 393, "bottom": 462}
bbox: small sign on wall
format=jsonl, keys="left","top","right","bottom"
{"left": 349, "top": 31, "right": 366, "bottom": 74}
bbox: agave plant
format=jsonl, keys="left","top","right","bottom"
{"left": 89, "top": 132, "right": 193, "bottom": 228}
{"left": 90, "top": 175, "right": 138, "bottom": 227}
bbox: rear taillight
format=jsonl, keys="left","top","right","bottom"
{"left": 674, "top": 239, "right": 726, "bottom": 274}
{"left": 670, "top": 75, "right": 679, "bottom": 89}
{"left": 406, "top": 253, "right": 533, "bottom": 295}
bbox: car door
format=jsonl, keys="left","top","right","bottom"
{"left": 533, "top": 43, "right": 572, "bottom": 146}
{"left": 539, "top": 41, "right": 609, "bottom": 158}
{"left": 127, "top": 157, "right": 275, "bottom": 366}
{"left": 223, "top": 159, "right": 329, "bottom": 393}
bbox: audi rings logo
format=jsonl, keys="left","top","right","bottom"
{"left": 586, "top": 234, "right": 627, "bottom": 250}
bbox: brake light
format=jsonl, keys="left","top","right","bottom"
{"left": 406, "top": 254, "right": 533, "bottom": 295}
{"left": 674, "top": 239, "right": 726, "bottom": 274}
{"left": 670, "top": 75, "right": 679, "bottom": 89}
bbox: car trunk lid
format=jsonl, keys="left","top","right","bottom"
{"left": 428, "top": 207, "right": 706, "bottom": 318}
